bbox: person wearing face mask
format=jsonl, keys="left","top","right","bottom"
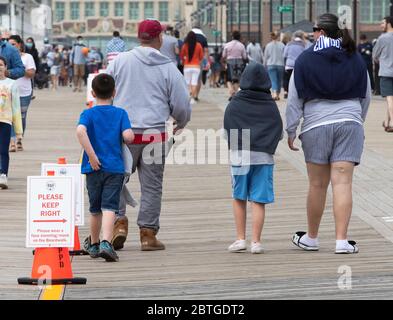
{"left": 7, "top": 35, "right": 36, "bottom": 153}
{"left": 24, "top": 37, "right": 40, "bottom": 100}
{"left": 104, "top": 20, "right": 191, "bottom": 252}
{"left": 70, "top": 35, "right": 87, "bottom": 92}
{"left": 0, "top": 31, "right": 25, "bottom": 80}
{"left": 24, "top": 37, "right": 40, "bottom": 71}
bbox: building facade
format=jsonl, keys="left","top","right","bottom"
{"left": 51, "top": 1, "right": 392, "bottom": 49}
{"left": 187, "top": 0, "right": 392, "bottom": 46}
{"left": 52, "top": 0, "right": 185, "bottom": 50}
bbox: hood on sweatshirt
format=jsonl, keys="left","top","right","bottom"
{"left": 132, "top": 46, "right": 173, "bottom": 66}
{"left": 240, "top": 61, "right": 271, "bottom": 93}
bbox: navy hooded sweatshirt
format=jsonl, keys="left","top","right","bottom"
{"left": 224, "top": 62, "right": 283, "bottom": 155}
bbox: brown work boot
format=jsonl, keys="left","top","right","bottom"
{"left": 140, "top": 227, "right": 165, "bottom": 251}
{"left": 111, "top": 216, "right": 128, "bottom": 250}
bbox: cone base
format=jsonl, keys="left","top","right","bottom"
{"left": 69, "top": 250, "right": 88, "bottom": 256}
{"left": 18, "top": 278, "right": 87, "bottom": 285}
{"left": 17, "top": 277, "right": 87, "bottom": 285}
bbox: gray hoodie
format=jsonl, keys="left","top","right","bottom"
{"left": 106, "top": 46, "right": 191, "bottom": 132}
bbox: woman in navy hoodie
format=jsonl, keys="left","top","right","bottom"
{"left": 286, "top": 13, "right": 371, "bottom": 254}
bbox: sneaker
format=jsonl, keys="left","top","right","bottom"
{"left": 83, "top": 236, "right": 100, "bottom": 258}
{"left": 228, "top": 239, "right": 247, "bottom": 252}
{"left": 335, "top": 240, "right": 359, "bottom": 254}
{"left": 292, "top": 231, "right": 319, "bottom": 251}
{"left": 99, "top": 240, "right": 119, "bottom": 262}
{"left": 190, "top": 98, "right": 196, "bottom": 105}
{"left": 250, "top": 242, "right": 264, "bottom": 254}
{"left": 0, "top": 174, "right": 8, "bottom": 189}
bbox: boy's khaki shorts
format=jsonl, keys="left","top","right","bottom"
{"left": 73, "top": 64, "right": 85, "bottom": 78}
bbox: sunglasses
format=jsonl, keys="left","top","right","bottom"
{"left": 313, "top": 27, "right": 322, "bottom": 32}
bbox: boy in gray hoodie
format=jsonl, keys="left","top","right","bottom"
{"left": 106, "top": 19, "right": 191, "bottom": 251}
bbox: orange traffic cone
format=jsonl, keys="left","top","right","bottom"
{"left": 19, "top": 168, "right": 86, "bottom": 285}
{"left": 56, "top": 157, "right": 87, "bottom": 256}
{"left": 69, "top": 226, "right": 88, "bottom": 256}
{"left": 18, "top": 248, "right": 86, "bottom": 285}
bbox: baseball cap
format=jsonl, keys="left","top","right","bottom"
{"left": 138, "top": 20, "right": 164, "bottom": 40}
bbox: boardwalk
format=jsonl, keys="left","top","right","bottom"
{"left": 1, "top": 87, "right": 393, "bottom": 300}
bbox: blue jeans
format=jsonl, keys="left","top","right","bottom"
{"left": 0, "top": 122, "right": 11, "bottom": 175}
{"left": 267, "top": 65, "right": 284, "bottom": 93}
{"left": 11, "top": 95, "right": 32, "bottom": 139}
{"left": 86, "top": 171, "right": 124, "bottom": 214}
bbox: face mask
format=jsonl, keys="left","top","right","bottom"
{"left": 78, "top": 40, "right": 83, "bottom": 44}
{"left": 25, "top": 43, "right": 33, "bottom": 49}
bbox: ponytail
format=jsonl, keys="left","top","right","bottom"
{"left": 316, "top": 13, "right": 356, "bottom": 55}
{"left": 339, "top": 28, "right": 356, "bottom": 55}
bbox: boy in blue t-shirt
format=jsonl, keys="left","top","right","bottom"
{"left": 77, "top": 73, "right": 134, "bottom": 262}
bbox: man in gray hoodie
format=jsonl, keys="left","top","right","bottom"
{"left": 106, "top": 19, "right": 191, "bottom": 251}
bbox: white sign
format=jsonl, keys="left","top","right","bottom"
{"left": 26, "top": 176, "right": 75, "bottom": 248}
{"left": 41, "top": 163, "right": 84, "bottom": 226}
{"left": 86, "top": 73, "right": 97, "bottom": 104}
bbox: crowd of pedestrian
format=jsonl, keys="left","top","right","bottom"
{"left": 1, "top": 14, "right": 393, "bottom": 265}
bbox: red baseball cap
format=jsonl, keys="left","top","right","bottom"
{"left": 138, "top": 20, "right": 164, "bottom": 40}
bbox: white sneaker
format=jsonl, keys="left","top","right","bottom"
{"left": 228, "top": 239, "right": 247, "bottom": 252}
{"left": 190, "top": 98, "right": 196, "bottom": 105}
{"left": 335, "top": 240, "right": 359, "bottom": 254}
{"left": 250, "top": 242, "right": 264, "bottom": 254}
{"left": 0, "top": 174, "right": 8, "bottom": 189}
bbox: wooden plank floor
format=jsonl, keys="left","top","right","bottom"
{"left": 1, "top": 86, "right": 393, "bottom": 300}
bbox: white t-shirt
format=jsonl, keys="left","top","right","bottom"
{"left": 17, "top": 53, "right": 36, "bottom": 97}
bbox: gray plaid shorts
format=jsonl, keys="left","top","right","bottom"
{"left": 299, "top": 121, "right": 364, "bottom": 166}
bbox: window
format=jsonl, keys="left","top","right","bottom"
{"left": 272, "top": 0, "right": 293, "bottom": 25}
{"left": 55, "top": 2, "right": 65, "bottom": 22}
{"left": 240, "top": 0, "right": 249, "bottom": 24}
{"left": 70, "top": 2, "right": 79, "bottom": 20}
{"left": 159, "top": 2, "right": 169, "bottom": 22}
{"left": 144, "top": 2, "right": 155, "bottom": 19}
{"left": 197, "top": 0, "right": 208, "bottom": 25}
{"left": 129, "top": 2, "right": 139, "bottom": 20}
{"left": 85, "top": 2, "right": 95, "bottom": 17}
{"left": 251, "top": 0, "right": 262, "bottom": 24}
{"left": 295, "top": 0, "right": 307, "bottom": 23}
{"left": 373, "top": 0, "right": 386, "bottom": 22}
{"left": 100, "top": 2, "right": 109, "bottom": 17}
{"left": 315, "top": 0, "right": 328, "bottom": 17}
{"left": 360, "top": 0, "right": 371, "bottom": 23}
{"left": 115, "top": 2, "right": 124, "bottom": 17}
{"left": 228, "top": 0, "right": 238, "bottom": 24}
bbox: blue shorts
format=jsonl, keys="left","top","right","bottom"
{"left": 231, "top": 164, "right": 274, "bottom": 204}
{"left": 85, "top": 171, "right": 124, "bottom": 215}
